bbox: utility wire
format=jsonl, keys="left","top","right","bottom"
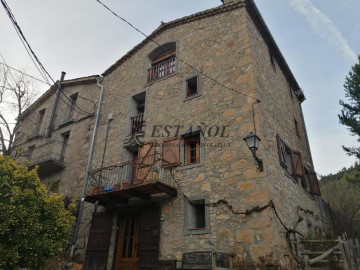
{"left": 1, "top": 0, "right": 54, "bottom": 85}
{"left": 95, "top": 0, "right": 260, "bottom": 102}
{"left": 0, "top": 61, "right": 49, "bottom": 85}
{"left": 0, "top": 52, "right": 17, "bottom": 86}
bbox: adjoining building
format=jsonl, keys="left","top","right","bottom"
{"left": 13, "top": 0, "right": 330, "bottom": 269}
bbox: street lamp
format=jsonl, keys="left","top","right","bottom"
{"left": 243, "top": 132, "right": 263, "bottom": 171}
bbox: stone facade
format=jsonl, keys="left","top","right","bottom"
{"left": 13, "top": 0, "right": 330, "bottom": 269}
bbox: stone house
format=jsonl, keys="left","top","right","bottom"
{"left": 13, "top": 0, "right": 330, "bottom": 269}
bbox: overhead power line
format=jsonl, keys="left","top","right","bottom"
{"left": 95, "top": 0, "right": 260, "bottom": 102}
{"left": 1, "top": 0, "right": 54, "bottom": 85}
{"left": 0, "top": 61, "right": 49, "bottom": 85}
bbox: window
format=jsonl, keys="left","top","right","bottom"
{"left": 161, "top": 131, "right": 202, "bottom": 168}
{"left": 130, "top": 92, "right": 146, "bottom": 135}
{"left": 276, "top": 135, "right": 304, "bottom": 180}
{"left": 31, "top": 109, "right": 45, "bottom": 137}
{"left": 183, "top": 132, "right": 200, "bottom": 165}
{"left": 269, "top": 49, "right": 276, "bottom": 71}
{"left": 69, "top": 93, "right": 78, "bottom": 119}
{"left": 28, "top": 145, "right": 35, "bottom": 160}
{"left": 289, "top": 84, "right": 294, "bottom": 100}
{"left": 184, "top": 197, "right": 210, "bottom": 234}
{"left": 60, "top": 133, "right": 70, "bottom": 162}
{"left": 186, "top": 76, "right": 198, "bottom": 97}
{"left": 147, "top": 42, "right": 176, "bottom": 83}
{"left": 294, "top": 118, "right": 300, "bottom": 138}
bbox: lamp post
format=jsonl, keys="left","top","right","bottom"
{"left": 243, "top": 132, "right": 263, "bottom": 171}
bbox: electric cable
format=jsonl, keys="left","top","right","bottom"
{"left": 95, "top": 0, "right": 260, "bottom": 102}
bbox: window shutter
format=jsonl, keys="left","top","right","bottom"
{"left": 84, "top": 213, "right": 114, "bottom": 270}
{"left": 276, "top": 135, "right": 287, "bottom": 167}
{"left": 162, "top": 138, "right": 180, "bottom": 167}
{"left": 309, "top": 171, "right": 321, "bottom": 195}
{"left": 291, "top": 151, "right": 305, "bottom": 178}
{"left": 301, "top": 168, "right": 308, "bottom": 189}
{"left": 133, "top": 143, "right": 155, "bottom": 184}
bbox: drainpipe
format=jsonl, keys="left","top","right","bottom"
{"left": 46, "top": 71, "right": 66, "bottom": 138}
{"left": 70, "top": 75, "right": 104, "bottom": 259}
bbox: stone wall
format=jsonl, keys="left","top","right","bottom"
{"left": 85, "top": 3, "right": 326, "bottom": 268}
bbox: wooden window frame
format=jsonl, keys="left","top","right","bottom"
{"left": 184, "top": 197, "right": 210, "bottom": 235}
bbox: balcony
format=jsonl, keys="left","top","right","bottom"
{"left": 28, "top": 140, "right": 66, "bottom": 177}
{"left": 27, "top": 123, "right": 43, "bottom": 141}
{"left": 85, "top": 154, "right": 177, "bottom": 205}
{"left": 147, "top": 57, "right": 176, "bottom": 83}
{"left": 130, "top": 113, "right": 145, "bottom": 134}
{"left": 58, "top": 106, "right": 75, "bottom": 126}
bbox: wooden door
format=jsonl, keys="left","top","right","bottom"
{"left": 114, "top": 217, "right": 141, "bottom": 270}
{"left": 138, "top": 208, "right": 161, "bottom": 269}
{"left": 84, "top": 213, "right": 114, "bottom": 270}
{"left": 133, "top": 143, "right": 155, "bottom": 185}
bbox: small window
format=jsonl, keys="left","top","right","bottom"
{"left": 183, "top": 132, "right": 200, "bottom": 165}
{"left": 294, "top": 118, "right": 300, "bottom": 138}
{"left": 189, "top": 200, "right": 206, "bottom": 229}
{"left": 289, "top": 85, "right": 294, "bottom": 100}
{"left": 184, "top": 197, "right": 210, "bottom": 235}
{"left": 28, "top": 145, "right": 35, "bottom": 160}
{"left": 269, "top": 49, "right": 276, "bottom": 71}
{"left": 186, "top": 76, "right": 198, "bottom": 97}
{"left": 276, "top": 135, "right": 304, "bottom": 179}
{"left": 60, "top": 133, "right": 70, "bottom": 162}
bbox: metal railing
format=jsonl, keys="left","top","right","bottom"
{"left": 59, "top": 106, "right": 75, "bottom": 124}
{"left": 147, "top": 57, "right": 176, "bottom": 83}
{"left": 88, "top": 153, "right": 175, "bottom": 194}
{"left": 130, "top": 113, "right": 145, "bottom": 134}
{"left": 27, "top": 123, "right": 43, "bottom": 139}
{"left": 28, "top": 140, "right": 66, "bottom": 166}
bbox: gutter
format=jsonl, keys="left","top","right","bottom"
{"left": 70, "top": 75, "right": 105, "bottom": 258}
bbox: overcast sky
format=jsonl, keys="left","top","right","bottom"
{"left": 0, "top": 0, "right": 359, "bottom": 175}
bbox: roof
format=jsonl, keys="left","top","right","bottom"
{"left": 102, "top": 0, "right": 302, "bottom": 98}
{"left": 19, "top": 75, "right": 98, "bottom": 120}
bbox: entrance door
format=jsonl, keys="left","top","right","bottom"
{"left": 114, "top": 217, "right": 141, "bottom": 270}
{"left": 114, "top": 207, "right": 160, "bottom": 270}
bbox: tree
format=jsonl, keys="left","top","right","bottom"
{"left": 0, "top": 65, "right": 38, "bottom": 156}
{"left": 321, "top": 165, "right": 360, "bottom": 239}
{"left": 0, "top": 155, "right": 75, "bottom": 270}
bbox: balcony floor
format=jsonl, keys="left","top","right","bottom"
{"left": 84, "top": 181, "right": 177, "bottom": 206}
{"left": 29, "top": 159, "right": 66, "bottom": 177}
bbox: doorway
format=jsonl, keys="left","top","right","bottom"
{"left": 114, "top": 207, "right": 160, "bottom": 270}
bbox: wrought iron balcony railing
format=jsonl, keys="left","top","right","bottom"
{"left": 28, "top": 140, "right": 66, "bottom": 165}
{"left": 130, "top": 113, "right": 145, "bottom": 134}
{"left": 88, "top": 153, "right": 175, "bottom": 195}
{"left": 27, "top": 123, "right": 43, "bottom": 140}
{"left": 147, "top": 57, "right": 176, "bottom": 83}
{"left": 59, "top": 106, "right": 75, "bottom": 125}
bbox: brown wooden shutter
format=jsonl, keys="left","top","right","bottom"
{"left": 84, "top": 212, "right": 114, "bottom": 270}
{"left": 291, "top": 151, "right": 305, "bottom": 178}
{"left": 276, "top": 135, "right": 287, "bottom": 167}
{"left": 162, "top": 138, "right": 180, "bottom": 167}
{"left": 138, "top": 207, "right": 161, "bottom": 269}
{"left": 301, "top": 168, "right": 308, "bottom": 189}
{"left": 133, "top": 143, "right": 155, "bottom": 185}
{"left": 309, "top": 171, "right": 321, "bottom": 195}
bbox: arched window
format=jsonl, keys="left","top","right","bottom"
{"left": 147, "top": 42, "right": 176, "bottom": 83}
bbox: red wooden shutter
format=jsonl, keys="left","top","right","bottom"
{"left": 309, "top": 171, "right": 321, "bottom": 195}
{"left": 133, "top": 143, "right": 155, "bottom": 185}
{"left": 291, "top": 151, "right": 305, "bottom": 178}
{"left": 162, "top": 138, "right": 180, "bottom": 167}
{"left": 276, "top": 135, "right": 287, "bottom": 167}
{"left": 84, "top": 212, "right": 114, "bottom": 270}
